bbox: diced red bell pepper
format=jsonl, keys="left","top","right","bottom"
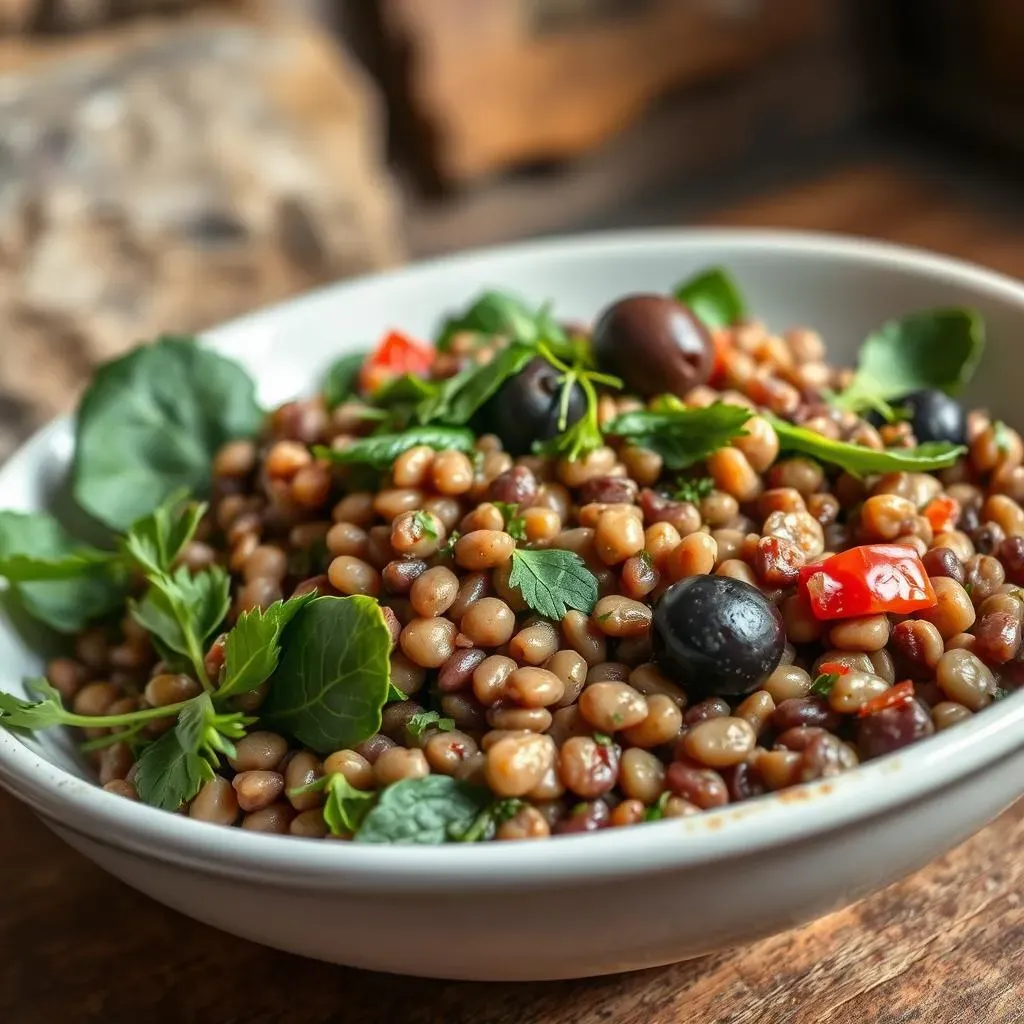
{"left": 798, "top": 544, "right": 937, "bottom": 621}
{"left": 923, "top": 495, "right": 961, "bottom": 535}
{"left": 857, "top": 680, "right": 916, "bottom": 718}
{"left": 817, "top": 661, "right": 851, "bottom": 677}
{"left": 359, "top": 330, "right": 434, "bottom": 395}
{"left": 707, "top": 329, "right": 731, "bottom": 388}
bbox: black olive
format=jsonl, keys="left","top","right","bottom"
{"left": 868, "top": 388, "right": 966, "bottom": 445}
{"left": 475, "top": 356, "right": 585, "bottom": 456}
{"left": 651, "top": 576, "right": 785, "bottom": 698}
{"left": 590, "top": 294, "right": 713, "bottom": 398}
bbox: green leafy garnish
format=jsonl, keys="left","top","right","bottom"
{"left": 492, "top": 502, "right": 527, "bottom": 542}
{"left": 313, "top": 426, "right": 475, "bottom": 470}
{"left": 771, "top": 419, "right": 965, "bottom": 477}
{"left": 994, "top": 420, "right": 1012, "bottom": 455}
{"left": 416, "top": 343, "right": 536, "bottom": 426}
{"left": 354, "top": 776, "right": 492, "bottom": 844}
{"left": 406, "top": 710, "right": 455, "bottom": 739}
{"left": 674, "top": 267, "right": 746, "bottom": 329}
{"left": 810, "top": 672, "right": 841, "bottom": 697}
{"left": 73, "top": 335, "right": 263, "bottom": 531}
{"left": 644, "top": 791, "right": 672, "bottom": 822}
{"left": 605, "top": 402, "right": 751, "bottom": 470}
{"left": 833, "top": 309, "right": 984, "bottom": 415}
{"left": 130, "top": 565, "right": 230, "bottom": 687}
{"left": 288, "top": 772, "right": 377, "bottom": 835}
{"left": 412, "top": 510, "right": 438, "bottom": 540}
{"left": 593, "top": 732, "right": 613, "bottom": 747}
{"left": 260, "top": 595, "right": 393, "bottom": 754}
{"left": 440, "top": 530, "right": 462, "bottom": 557}
{"left": 673, "top": 477, "right": 715, "bottom": 504}
{"left": 323, "top": 352, "right": 367, "bottom": 409}
{"left": 122, "top": 490, "right": 206, "bottom": 577}
{"left": 217, "top": 593, "right": 317, "bottom": 699}
{"left": 0, "top": 511, "right": 127, "bottom": 632}
{"left": 435, "top": 291, "right": 568, "bottom": 352}
{"left": 507, "top": 548, "right": 598, "bottom": 621}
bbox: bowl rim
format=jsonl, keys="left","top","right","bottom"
{"left": 3, "top": 225, "right": 1024, "bottom": 892}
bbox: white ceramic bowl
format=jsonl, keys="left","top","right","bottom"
{"left": 2, "top": 230, "right": 1024, "bottom": 982}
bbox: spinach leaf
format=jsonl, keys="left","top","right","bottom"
{"left": 0, "top": 511, "right": 127, "bottom": 633}
{"left": 217, "top": 592, "right": 316, "bottom": 699}
{"left": 73, "top": 335, "right": 263, "bottom": 531}
{"left": 674, "top": 267, "right": 746, "bottom": 329}
{"left": 354, "top": 776, "right": 492, "bottom": 844}
{"left": 507, "top": 548, "right": 598, "bottom": 621}
{"left": 835, "top": 308, "right": 984, "bottom": 413}
{"left": 260, "top": 595, "right": 393, "bottom": 754}
{"left": 122, "top": 490, "right": 205, "bottom": 577}
{"left": 416, "top": 343, "right": 536, "bottom": 425}
{"left": 405, "top": 710, "right": 455, "bottom": 739}
{"left": 771, "top": 419, "right": 965, "bottom": 477}
{"left": 321, "top": 774, "right": 377, "bottom": 835}
{"left": 313, "top": 427, "right": 475, "bottom": 470}
{"left": 435, "top": 291, "right": 567, "bottom": 352}
{"left": 605, "top": 402, "right": 752, "bottom": 470}
{"left": 323, "top": 352, "right": 367, "bottom": 409}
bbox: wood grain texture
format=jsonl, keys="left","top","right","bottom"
{"left": 5, "top": 159, "right": 1024, "bottom": 1023}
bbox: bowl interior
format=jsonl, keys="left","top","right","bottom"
{"left": 2, "top": 228, "right": 1024, "bottom": 869}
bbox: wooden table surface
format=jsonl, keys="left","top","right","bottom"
{"left": 5, "top": 153, "right": 1024, "bottom": 1024}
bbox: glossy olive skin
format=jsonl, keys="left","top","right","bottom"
{"left": 652, "top": 576, "right": 785, "bottom": 697}
{"left": 476, "top": 357, "right": 586, "bottom": 456}
{"left": 856, "top": 698, "right": 934, "bottom": 760}
{"left": 869, "top": 388, "right": 966, "bottom": 445}
{"left": 591, "top": 294, "right": 714, "bottom": 398}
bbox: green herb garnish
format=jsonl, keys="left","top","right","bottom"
{"left": 492, "top": 502, "right": 527, "bottom": 541}
{"left": 322, "top": 352, "right": 368, "bottom": 409}
{"left": 770, "top": 418, "right": 965, "bottom": 477}
{"left": 354, "top": 776, "right": 492, "bottom": 844}
{"left": 435, "top": 291, "right": 568, "bottom": 353}
{"left": 605, "top": 402, "right": 751, "bottom": 469}
{"left": 673, "top": 476, "right": 715, "bottom": 504}
{"left": 313, "top": 426, "right": 476, "bottom": 470}
{"left": 674, "top": 267, "right": 746, "bottom": 329}
{"left": 412, "top": 509, "right": 438, "bottom": 540}
{"left": 994, "top": 420, "right": 1012, "bottom": 455}
{"left": 260, "top": 595, "right": 394, "bottom": 754}
{"left": 73, "top": 336, "right": 262, "bottom": 531}
{"left": 810, "top": 672, "right": 841, "bottom": 697}
{"left": 832, "top": 309, "right": 984, "bottom": 417}
{"left": 507, "top": 548, "right": 598, "bottom": 621}
{"left": 289, "top": 772, "right": 378, "bottom": 836}
{"left": 406, "top": 710, "right": 455, "bottom": 738}
{"left": 644, "top": 791, "right": 672, "bottom": 822}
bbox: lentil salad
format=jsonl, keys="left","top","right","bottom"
{"left": 0, "top": 267, "right": 1019, "bottom": 844}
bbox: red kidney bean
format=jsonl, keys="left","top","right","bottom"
{"left": 721, "top": 761, "right": 766, "bottom": 802}
{"left": 799, "top": 732, "right": 858, "bottom": 781}
{"left": 488, "top": 466, "right": 538, "bottom": 507}
{"left": 921, "top": 546, "right": 966, "bottom": 585}
{"left": 665, "top": 757, "right": 729, "bottom": 809}
{"left": 1000, "top": 536, "right": 1024, "bottom": 585}
{"left": 579, "top": 476, "right": 639, "bottom": 506}
{"left": 553, "top": 799, "right": 611, "bottom": 834}
{"left": 856, "top": 699, "right": 934, "bottom": 759}
{"left": 382, "top": 559, "right": 428, "bottom": 594}
{"left": 684, "top": 697, "right": 730, "bottom": 726}
{"left": 973, "top": 611, "right": 1023, "bottom": 664}
{"left": 437, "top": 648, "right": 489, "bottom": 693}
{"left": 772, "top": 696, "right": 840, "bottom": 733}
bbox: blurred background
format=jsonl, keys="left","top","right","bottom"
{"left": 2, "top": 0, "right": 1024, "bottom": 459}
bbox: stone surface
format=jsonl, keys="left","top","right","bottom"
{"left": 0, "top": 8, "right": 403, "bottom": 459}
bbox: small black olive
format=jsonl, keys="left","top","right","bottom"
{"left": 475, "top": 356, "right": 585, "bottom": 456}
{"left": 651, "top": 576, "right": 785, "bottom": 698}
{"left": 590, "top": 294, "right": 713, "bottom": 398}
{"left": 868, "top": 388, "right": 966, "bottom": 446}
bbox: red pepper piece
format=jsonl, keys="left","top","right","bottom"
{"left": 707, "top": 329, "right": 731, "bottom": 388}
{"left": 857, "top": 680, "right": 916, "bottom": 718}
{"left": 798, "top": 544, "right": 937, "bottom": 621}
{"left": 817, "top": 661, "right": 851, "bottom": 677}
{"left": 359, "top": 330, "right": 434, "bottom": 395}
{"left": 923, "top": 495, "right": 961, "bottom": 535}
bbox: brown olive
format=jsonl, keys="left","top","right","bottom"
{"left": 590, "top": 294, "right": 713, "bottom": 398}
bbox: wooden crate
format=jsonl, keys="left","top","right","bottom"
{"left": 377, "top": 0, "right": 833, "bottom": 184}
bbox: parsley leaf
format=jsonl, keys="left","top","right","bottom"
{"left": 673, "top": 477, "right": 715, "bottom": 504}
{"left": 674, "top": 267, "right": 746, "bottom": 329}
{"left": 605, "top": 402, "right": 751, "bottom": 470}
{"left": 507, "top": 548, "right": 598, "bottom": 621}
{"left": 435, "top": 291, "right": 568, "bottom": 352}
{"left": 217, "top": 592, "right": 317, "bottom": 699}
{"left": 440, "top": 530, "right": 462, "bottom": 557}
{"left": 322, "top": 774, "right": 377, "bottom": 835}
{"left": 412, "top": 509, "right": 438, "bottom": 540}
{"left": 313, "top": 426, "right": 475, "bottom": 470}
{"left": 833, "top": 308, "right": 984, "bottom": 415}
{"left": 406, "top": 710, "right": 455, "bottom": 739}
{"left": 994, "top": 420, "right": 1012, "bottom": 455}
{"left": 810, "top": 672, "right": 841, "bottom": 697}
{"left": 771, "top": 418, "right": 965, "bottom": 477}
{"left": 644, "top": 791, "right": 672, "bottom": 822}
{"left": 0, "top": 511, "right": 127, "bottom": 633}
{"left": 123, "top": 490, "right": 206, "bottom": 577}
{"left": 492, "top": 502, "right": 527, "bottom": 541}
